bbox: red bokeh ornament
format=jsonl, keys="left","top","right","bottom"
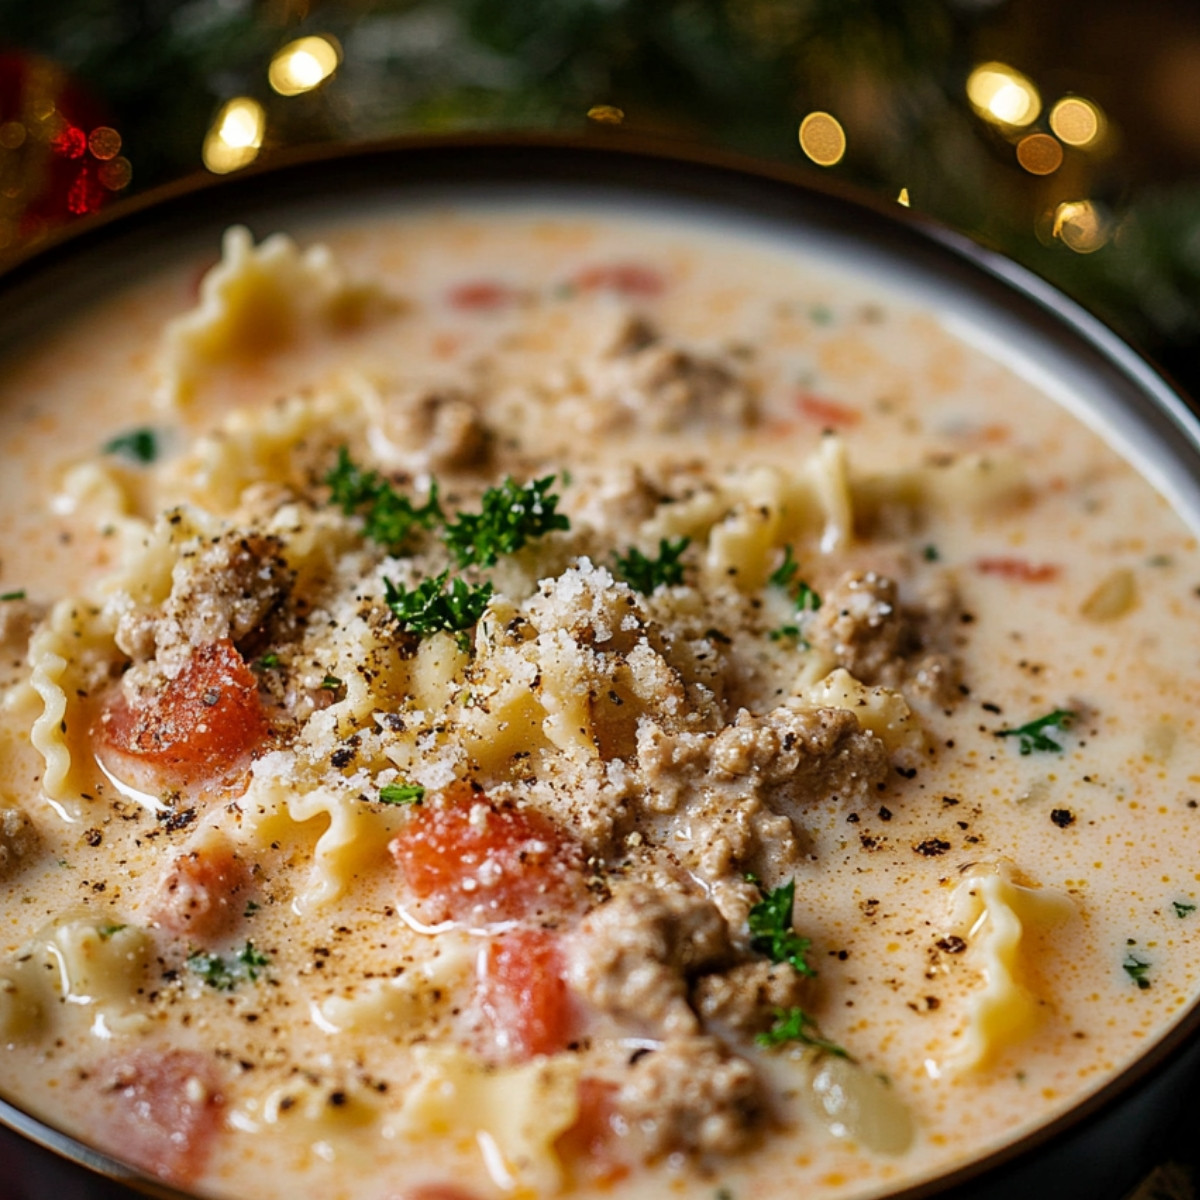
{"left": 0, "top": 48, "right": 130, "bottom": 255}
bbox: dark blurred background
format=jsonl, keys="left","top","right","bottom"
{"left": 1, "top": 0, "right": 1198, "bottom": 398}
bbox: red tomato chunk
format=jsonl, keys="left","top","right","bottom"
{"left": 572, "top": 262, "right": 665, "bottom": 297}
{"left": 795, "top": 389, "right": 862, "bottom": 428}
{"left": 99, "top": 639, "right": 267, "bottom": 790}
{"left": 446, "top": 280, "right": 521, "bottom": 311}
{"left": 95, "top": 1050, "right": 223, "bottom": 1185}
{"left": 555, "top": 1077, "right": 630, "bottom": 1186}
{"left": 975, "top": 557, "right": 1060, "bottom": 583}
{"left": 389, "top": 784, "right": 585, "bottom": 928}
{"left": 477, "top": 927, "right": 572, "bottom": 1062}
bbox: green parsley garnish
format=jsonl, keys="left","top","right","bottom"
{"left": 995, "top": 709, "right": 1076, "bottom": 755}
{"left": 613, "top": 537, "right": 690, "bottom": 593}
{"left": 756, "top": 1006, "right": 849, "bottom": 1057}
{"left": 769, "top": 545, "right": 799, "bottom": 590}
{"left": 186, "top": 950, "right": 237, "bottom": 990}
{"left": 187, "top": 940, "right": 271, "bottom": 990}
{"left": 1123, "top": 951, "right": 1152, "bottom": 990}
{"left": 769, "top": 583, "right": 821, "bottom": 644}
{"left": 0, "top": 590, "right": 25, "bottom": 602}
{"left": 384, "top": 571, "right": 493, "bottom": 643}
{"left": 794, "top": 581, "right": 822, "bottom": 613}
{"left": 96, "top": 923, "right": 126, "bottom": 940}
{"left": 236, "top": 941, "right": 269, "bottom": 980}
{"left": 748, "top": 880, "right": 817, "bottom": 978}
{"left": 325, "top": 446, "right": 443, "bottom": 551}
{"left": 103, "top": 427, "right": 159, "bottom": 464}
{"left": 243, "top": 900, "right": 260, "bottom": 917}
{"left": 321, "top": 674, "right": 343, "bottom": 691}
{"left": 443, "top": 475, "right": 569, "bottom": 568}
{"left": 1174, "top": 901, "right": 1196, "bottom": 919}
{"left": 923, "top": 544, "right": 940, "bottom": 562}
{"left": 253, "top": 653, "right": 280, "bottom": 671}
{"left": 380, "top": 781, "right": 425, "bottom": 806}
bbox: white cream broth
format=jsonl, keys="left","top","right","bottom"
{"left": 0, "top": 205, "right": 1198, "bottom": 1200}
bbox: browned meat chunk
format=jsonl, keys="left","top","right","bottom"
{"left": 568, "top": 881, "right": 732, "bottom": 1037}
{"left": 379, "top": 387, "right": 490, "bottom": 472}
{"left": 693, "top": 961, "right": 810, "bottom": 1036}
{"left": 807, "top": 569, "right": 962, "bottom": 704}
{"left": 0, "top": 804, "right": 36, "bottom": 877}
{"left": 585, "top": 316, "right": 757, "bottom": 434}
{"left": 615, "top": 1036, "right": 762, "bottom": 1157}
{"left": 116, "top": 530, "right": 291, "bottom": 673}
{"left": 807, "top": 571, "right": 909, "bottom": 686}
{"left": 153, "top": 828, "right": 252, "bottom": 941}
{"left": 636, "top": 705, "right": 889, "bottom": 892}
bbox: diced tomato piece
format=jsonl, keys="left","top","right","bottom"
{"left": 154, "top": 828, "right": 252, "bottom": 941}
{"left": 555, "top": 1077, "right": 630, "bottom": 1186}
{"left": 975, "top": 557, "right": 1060, "bottom": 583}
{"left": 478, "top": 927, "right": 572, "bottom": 1062}
{"left": 390, "top": 784, "right": 585, "bottom": 928}
{"left": 95, "top": 1050, "right": 223, "bottom": 1185}
{"left": 796, "top": 390, "right": 861, "bottom": 428}
{"left": 572, "top": 263, "right": 665, "bottom": 298}
{"left": 446, "top": 281, "right": 521, "bottom": 311}
{"left": 99, "top": 639, "right": 268, "bottom": 790}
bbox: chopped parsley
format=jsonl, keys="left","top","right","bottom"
{"left": 187, "top": 941, "right": 271, "bottom": 990}
{"left": 995, "top": 709, "right": 1076, "bottom": 755}
{"left": 1174, "top": 901, "right": 1197, "bottom": 919}
{"left": 384, "top": 571, "right": 493, "bottom": 643}
{"left": 1123, "top": 951, "right": 1152, "bottom": 990}
{"left": 243, "top": 900, "right": 260, "bottom": 918}
{"left": 769, "top": 545, "right": 799, "bottom": 590}
{"left": 756, "top": 1006, "right": 849, "bottom": 1057}
{"left": 321, "top": 674, "right": 343, "bottom": 691}
{"left": 768, "top": 624, "right": 804, "bottom": 644}
{"left": 923, "top": 544, "right": 940, "bottom": 562}
{"left": 379, "top": 781, "right": 425, "bottom": 806}
{"left": 253, "top": 653, "right": 280, "bottom": 671}
{"left": 0, "top": 590, "right": 25, "bottom": 602}
{"left": 96, "top": 923, "right": 126, "bottom": 940}
{"left": 103, "top": 427, "right": 159, "bottom": 463}
{"left": 613, "top": 537, "right": 690, "bottom": 593}
{"left": 443, "top": 475, "right": 569, "bottom": 568}
{"left": 325, "top": 446, "right": 443, "bottom": 551}
{"left": 794, "top": 581, "right": 822, "bottom": 614}
{"left": 748, "top": 880, "right": 817, "bottom": 978}
{"left": 768, "top": 575, "right": 821, "bottom": 645}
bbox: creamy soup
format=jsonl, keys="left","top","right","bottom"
{"left": 0, "top": 206, "right": 1198, "bottom": 1200}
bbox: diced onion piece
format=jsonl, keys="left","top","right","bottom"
{"left": 1080, "top": 568, "right": 1136, "bottom": 621}
{"left": 806, "top": 1055, "right": 914, "bottom": 1156}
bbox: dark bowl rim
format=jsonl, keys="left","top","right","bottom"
{"left": 1, "top": 129, "right": 1198, "bottom": 1200}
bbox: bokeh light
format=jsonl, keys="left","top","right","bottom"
{"left": 798, "top": 112, "right": 846, "bottom": 166}
{"left": 1050, "top": 96, "right": 1105, "bottom": 147}
{"left": 1053, "top": 200, "right": 1111, "bottom": 253}
{"left": 586, "top": 105, "right": 625, "bottom": 125}
{"left": 87, "top": 126, "right": 122, "bottom": 160}
{"left": 897, "top": 187, "right": 910, "bottom": 207}
{"left": 268, "top": 36, "right": 340, "bottom": 97}
{"left": 1016, "top": 133, "right": 1064, "bottom": 175}
{"left": 202, "top": 97, "right": 265, "bottom": 174}
{"left": 967, "top": 62, "right": 1041, "bottom": 128}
